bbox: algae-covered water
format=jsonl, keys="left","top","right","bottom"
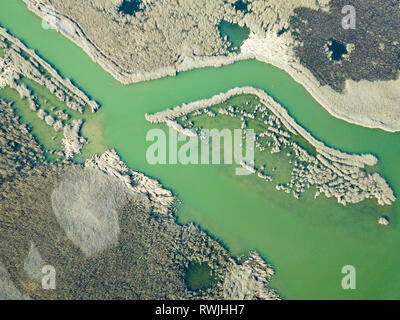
{"left": 1, "top": 0, "right": 400, "bottom": 299}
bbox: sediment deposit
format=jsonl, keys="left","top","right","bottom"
{"left": 61, "top": 120, "right": 86, "bottom": 159}
{"left": 223, "top": 252, "right": 277, "bottom": 300}
{"left": 146, "top": 87, "right": 396, "bottom": 207}
{"left": 378, "top": 217, "right": 390, "bottom": 226}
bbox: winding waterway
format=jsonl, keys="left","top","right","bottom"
{"left": 2, "top": 0, "right": 400, "bottom": 299}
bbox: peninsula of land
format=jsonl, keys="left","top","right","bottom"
{"left": 146, "top": 87, "right": 396, "bottom": 207}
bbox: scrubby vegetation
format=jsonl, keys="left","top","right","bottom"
{"left": 48, "top": 0, "right": 239, "bottom": 73}
{"left": 25, "top": 0, "right": 330, "bottom": 77}
{"left": 0, "top": 89, "right": 277, "bottom": 299}
{"left": 0, "top": 100, "right": 44, "bottom": 185}
{"left": 0, "top": 163, "right": 276, "bottom": 299}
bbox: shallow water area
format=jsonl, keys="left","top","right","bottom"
{"left": 1, "top": 0, "right": 400, "bottom": 299}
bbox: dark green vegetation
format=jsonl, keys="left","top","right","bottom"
{"left": 0, "top": 85, "right": 62, "bottom": 161}
{"left": 0, "top": 99, "right": 232, "bottom": 299}
{"left": 0, "top": 100, "right": 44, "bottom": 185}
{"left": 118, "top": 0, "right": 142, "bottom": 16}
{"left": 0, "top": 79, "right": 103, "bottom": 163}
{"left": 0, "top": 163, "right": 232, "bottom": 299}
{"left": 290, "top": 0, "right": 400, "bottom": 91}
{"left": 218, "top": 21, "right": 250, "bottom": 53}
{"left": 185, "top": 263, "right": 216, "bottom": 292}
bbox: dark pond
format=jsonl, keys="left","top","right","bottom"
{"left": 328, "top": 39, "right": 347, "bottom": 61}
{"left": 234, "top": 0, "right": 248, "bottom": 12}
{"left": 118, "top": 0, "right": 141, "bottom": 16}
{"left": 185, "top": 263, "right": 216, "bottom": 291}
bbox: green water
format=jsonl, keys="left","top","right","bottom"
{"left": 218, "top": 21, "right": 250, "bottom": 52}
{"left": 185, "top": 263, "right": 216, "bottom": 292}
{"left": 1, "top": 0, "right": 400, "bottom": 299}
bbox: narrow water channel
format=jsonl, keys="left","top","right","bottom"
{"left": 1, "top": 0, "right": 400, "bottom": 299}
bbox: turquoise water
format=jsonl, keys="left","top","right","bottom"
{"left": 1, "top": 0, "right": 400, "bottom": 299}
{"left": 218, "top": 21, "right": 250, "bottom": 52}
